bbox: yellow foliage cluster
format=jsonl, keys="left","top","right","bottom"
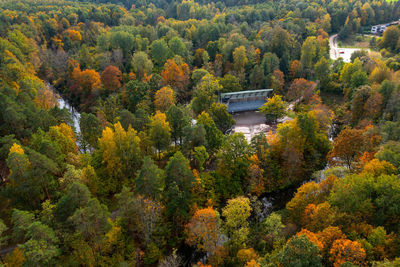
{"left": 9, "top": 143, "right": 24, "bottom": 155}
{"left": 154, "top": 86, "right": 174, "bottom": 112}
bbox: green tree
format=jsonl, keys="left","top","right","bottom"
{"left": 69, "top": 198, "right": 111, "bottom": 263}
{"left": 270, "top": 28, "right": 293, "bottom": 72}
{"left": 350, "top": 70, "right": 368, "bottom": 89}
{"left": 109, "top": 31, "right": 135, "bottom": 57}
{"left": 380, "top": 26, "right": 400, "bottom": 51}
{"left": 11, "top": 209, "right": 34, "bottom": 243}
{"left": 192, "top": 74, "right": 222, "bottom": 115}
{"left": 116, "top": 187, "right": 163, "bottom": 247}
{"left": 197, "top": 112, "right": 223, "bottom": 153}
{"left": 261, "top": 52, "right": 280, "bottom": 77}
{"left": 233, "top": 46, "right": 248, "bottom": 82}
{"left": 192, "top": 69, "right": 210, "bottom": 86}
{"left": 54, "top": 182, "right": 91, "bottom": 223}
{"left": 166, "top": 105, "right": 190, "bottom": 145}
{"left": 6, "top": 146, "right": 58, "bottom": 209}
{"left": 314, "top": 56, "right": 330, "bottom": 87}
{"left": 125, "top": 80, "right": 150, "bottom": 112}
{"left": 278, "top": 235, "right": 323, "bottom": 267}
{"left": 169, "top": 36, "right": 187, "bottom": 57}
{"left": 131, "top": 51, "right": 153, "bottom": 80}
{"left": 19, "top": 222, "right": 60, "bottom": 267}
{"left": 151, "top": 39, "right": 171, "bottom": 67}
{"left": 0, "top": 219, "right": 7, "bottom": 247}
{"left": 183, "top": 124, "right": 207, "bottom": 152}
{"left": 263, "top": 212, "right": 285, "bottom": 239}
{"left": 217, "top": 133, "right": 252, "bottom": 197}
{"left": 135, "top": 156, "right": 165, "bottom": 200}
{"left": 219, "top": 74, "right": 242, "bottom": 93}
{"left": 118, "top": 109, "right": 136, "bottom": 130}
{"left": 164, "top": 152, "right": 195, "bottom": 227}
{"left": 301, "top": 37, "right": 318, "bottom": 71}
{"left": 193, "top": 146, "right": 209, "bottom": 171}
{"left": 209, "top": 102, "right": 236, "bottom": 133}
{"left": 80, "top": 112, "right": 102, "bottom": 151}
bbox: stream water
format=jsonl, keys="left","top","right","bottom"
{"left": 47, "top": 82, "right": 81, "bottom": 134}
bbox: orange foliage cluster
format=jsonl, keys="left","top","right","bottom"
{"left": 34, "top": 84, "right": 59, "bottom": 110}
{"left": 328, "top": 126, "right": 382, "bottom": 170}
{"left": 295, "top": 229, "right": 324, "bottom": 251}
{"left": 185, "top": 207, "right": 219, "bottom": 255}
{"left": 330, "top": 239, "right": 366, "bottom": 267}
{"left": 288, "top": 78, "right": 316, "bottom": 103}
{"left": 71, "top": 65, "right": 101, "bottom": 98}
{"left": 161, "top": 59, "right": 190, "bottom": 101}
{"left": 65, "top": 29, "right": 82, "bottom": 42}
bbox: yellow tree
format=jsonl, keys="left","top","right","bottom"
{"left": 154, "top": 86, "right": 174, "bottom": 112}
{"left": 186, "top": 207, "right": 220, "bottom": 255}
{"left": 98, "top": 122, "right": 142, "bottom": 192}
{"left": 149, "top": 111, "right": 171, "bottom": 158}
{"left": 361, "top": 158, "right": 396, "bottom": 177}
{"left": 286, "top": 182, "right": 323, "bottom": 225}
{"left": 9, "top": 143, "right": 24, "bottom": 155}
{"left": 34, "top": 85, "right": 59, "bottom": 110}
{"left": 48, "top": 123, "right": 78, "bottom": 155}
{"left": 233, "top": 46, "right": 248, "bottom": 82}
{"left": 222, "top": 196, "right": 252, "bottom": 250}
{"left": 259, "top": 95, "right": 287, "bottom": 123}
{"left": 237, "top": 248, "right": 258, "bottom": 266}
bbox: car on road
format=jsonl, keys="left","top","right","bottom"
{"left": 339, "top": 49, "right": 345, "bottom": 54}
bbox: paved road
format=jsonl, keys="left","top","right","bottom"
{"left": 232, "top": 106, "right": 294, "bottom": 142}
{"left": 329, "top": 34, "right": 366, "bottom": 63}
{"left": 233, "top": 111, "right": 272, "bottom": 142}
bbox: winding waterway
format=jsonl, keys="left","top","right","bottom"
{"left": 46, "top": 82, "right": 81, "bottom": 134}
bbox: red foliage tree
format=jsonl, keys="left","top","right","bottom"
{"left": 101, "top": 65, "right": 122, "bottom": 91}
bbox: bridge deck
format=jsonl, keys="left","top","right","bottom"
{"left": 227, "top": 100, "right": 266, "bottom": 113}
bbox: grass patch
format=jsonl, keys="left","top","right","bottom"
{"left": 338, "top": 35, "right": 375, "bottom": 49}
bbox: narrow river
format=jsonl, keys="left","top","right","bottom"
{"left": 46, "top": 82, "right": 81, "bottom": 134}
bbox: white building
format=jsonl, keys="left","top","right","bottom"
{"left": 371, "top": 20, "right": 399, "bottom": 35}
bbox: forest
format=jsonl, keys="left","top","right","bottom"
{"left": 0, "top": 0, "right": 400, "bottom": 266}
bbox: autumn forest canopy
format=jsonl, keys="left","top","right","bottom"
{"left": 1, "top": 0, "right": 400, "bottom": 266}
